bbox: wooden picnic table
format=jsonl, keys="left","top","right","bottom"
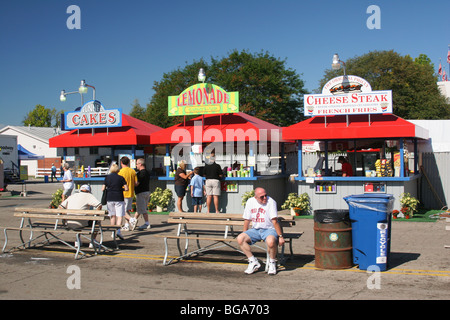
{"left": 156, "top": 212, "right": 304, "bottom": 266}
{"left": 2, "top": 207, "right": 121, "bottom": 259}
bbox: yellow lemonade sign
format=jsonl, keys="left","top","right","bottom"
{"left": 168, "top": 83, "right": 239, "bottom": 116}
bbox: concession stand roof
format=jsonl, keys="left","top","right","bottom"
{"left": 49, "top": 114, "right": 163, "bottom": 148}
{"left": 150, "top": 112, "right": 284, "bottom": 144}
{"left": 282, "top": 114, "right": 429, "bottom": 141}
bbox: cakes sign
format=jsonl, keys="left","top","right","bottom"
{"left": 304, "top": 75, "right": 393, "bottom": 116}
{"left": 64, "top": 100, "right": 122, "bottom": 130}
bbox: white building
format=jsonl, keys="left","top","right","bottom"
{"left": 0, "top": 125, "right": 62, "bottom": 177}
{"left": 437, "top": 81, "right": 450, "bottom": 101}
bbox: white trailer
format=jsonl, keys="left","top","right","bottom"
{"left": 0, "top": 135, "right": 18, "bottom": 170}
{"left": 0, "top": 135, "right": 19, "bottom": 181}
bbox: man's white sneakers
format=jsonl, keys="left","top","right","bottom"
{"left": 245, "top": 258, "right": 277, "bottom": 275}
{"left": 267, "top": 261, "right": 277, "bottom": 275}
{"left": 244, "top": 258, "right": 261, "bottom": 274}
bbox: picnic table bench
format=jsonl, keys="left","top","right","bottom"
{"left": 2, "top": 207, "right": 121, "bottom": 259}
{"left": 156, "top": 212, "right": 304, "bottom": 266}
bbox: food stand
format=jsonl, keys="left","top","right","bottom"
{"left": 150, "top": 82, "right": 289, "bottom": 212}
{"left": 49, "top": 100, "right": 164, "bottom": 199}
{"left": 282, "top": 75, "right": 429, "bottom": 210}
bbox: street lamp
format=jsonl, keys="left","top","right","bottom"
{"left": 198, "top": 68, "right": 206, "bottom": 83}
{"left": 60, "top": 80, "right": 97, "bottom": 107}
{"left": 332, "top": 53, "right": 346, "bottom": 75}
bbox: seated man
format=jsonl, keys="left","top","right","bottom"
{"left": 237, "top": 187, "right": 285, "bottom": 275}
{"left": 59, "top": 184, "right": 102, "bottom": 247}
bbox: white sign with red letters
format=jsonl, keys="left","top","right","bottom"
{"left": 304, "top": 75, "right": 393, "bottom": 116}
{"left": 64, "top": 100, "right": 122, "bottom": 130}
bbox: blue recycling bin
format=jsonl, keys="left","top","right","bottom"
{"left": 44, "top": 175, "right": 49, "bottom": 183}
{"left": 343, "top": 194, "right": 394, "bottom": 271}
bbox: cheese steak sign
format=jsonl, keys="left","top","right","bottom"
{"left": 304, "top": 75, "right": 393, "bottom": 116}
{"left": 65, "top": 100, "right": 122, "bottom": 130}
{"left": 168, "top": 83, "right": 239, "bottom": 116}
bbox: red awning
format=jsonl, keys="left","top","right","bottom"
{"left": 49, "top": 114, "right": 163, "bottom": 148}
{"left": 282, "top": 114, "right": 429, "bottom": 141}
{"left": 150, "top": 112, "right": 284, "bottom": 144}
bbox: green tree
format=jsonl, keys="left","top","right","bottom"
{"left": 135, "top": 50, "right": 307, "bottom": 128}
{"left": 209, "top": 50, "right": 307, "bottom": 126}
{"left": 22, "top": 105, "right": 62, "bottom": 127}
{"left": 318, "top": 50, "right": 450, "bottom": 119}
{"left": 146, "top": 59, "right": 207, "bottom": 128}
{"left": 129, "top": 99, "right": 146, "bottom": 120}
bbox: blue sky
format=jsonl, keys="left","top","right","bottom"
{"left": 1, "top": 0, "right": 449, "bottom": 126}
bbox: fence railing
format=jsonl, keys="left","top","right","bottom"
{"left": 35, "top": 167, "right": 109, "bottom": 178}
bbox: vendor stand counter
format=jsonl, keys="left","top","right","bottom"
{"left": 151, "top": 112, "right": 289, "bottom": 213}
{"left": 160, "top": 175, "right": 290, "bottom": 213}
{"left": 295, "top": 175, "right": 419, "bottom": 210}
{"left": 283, "top": 113, "right": 429, "bottom": 211}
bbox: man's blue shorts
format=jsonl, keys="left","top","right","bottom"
{"left": 244, "top": 228, "right": 278, "bottom": 245}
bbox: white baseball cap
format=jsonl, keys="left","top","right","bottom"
{"left": 80, "top": 184, "right": 91, "bottom": 192}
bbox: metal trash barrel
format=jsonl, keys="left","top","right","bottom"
{"left": 314, "top": 209, "right": 353, "bottom": 269}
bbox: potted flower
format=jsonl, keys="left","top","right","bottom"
{"left": 241, "top": 190, "right": 255, "bottom": 207}
{"left": 400, "top": 192, "right": 419, "bottom": 219}
{"left": 49, "top": 189, "right": 63, "bottom": 208}
{"left": 281, "top": 193, "right": 311, "bottom": 216}
{"left": 392, "top": 210, "right": 399, "bottom": 219}
{"left": 150, "top": 187, "right": 173, "bottom": 212}
{"left": 400, "top": 207, "right": 410, "bottom": 219}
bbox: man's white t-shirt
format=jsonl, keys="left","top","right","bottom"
{"left": 60, "top": 191, "right": 102, "bottom": 229}
{"left": 243, "top": 196, "right": 278, "bottom": 229}
{"left": 60, "top": 192, "right": 101, "bottom": 210}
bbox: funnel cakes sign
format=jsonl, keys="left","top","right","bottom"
{"left": 64, "top": 100, "right": 122, "bottom": 130}
{"left": 304, "top": 75, "right": 392, "bottom": 116}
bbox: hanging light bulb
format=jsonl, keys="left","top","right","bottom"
{"left": 198, "top": 68, "right": 206, "bottom": 83}
{"left": 78, "top": 79, "right": 88, "bottom": 94}
{"left": 60, "top": 90, "right": 67, "bottom": 102}
{"left": 331, "top": 53, "right": 346, "bottom": 75}
{"left": 332, "top": 54, "right": 341, "bottom": 70}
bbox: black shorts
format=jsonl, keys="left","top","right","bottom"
{"left": 175, "top": 184, "right": 187, "bottom": 197}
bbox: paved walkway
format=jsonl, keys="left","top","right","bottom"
{"left": 0, "top": 181, "right": 449, "bottom": 303}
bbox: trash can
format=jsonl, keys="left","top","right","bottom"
{"left": 44, "top": 175, "right": 49, "bottom": 183}
{"left": 314, "top": 209, "right": 353, "bottom": 269}
{"left": 343, "top": 194, "right": 394, "bottom": 271}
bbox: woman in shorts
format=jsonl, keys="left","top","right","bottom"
{"left": 102, "top": 163, "right": 129, "bottom": 239}
{"left": 174, "top": 160, "right": 193, "bottom": 212}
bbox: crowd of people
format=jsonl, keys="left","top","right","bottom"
{"left": 60, "top": 156, "right": 285, "bottom": 275}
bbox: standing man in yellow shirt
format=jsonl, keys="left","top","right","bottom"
{"left": 119, "top": 156, "right": 137, "bottom": 231}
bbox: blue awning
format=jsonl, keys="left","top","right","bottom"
{"left": 18, "top": 144, "right": 44, "bottom": 160}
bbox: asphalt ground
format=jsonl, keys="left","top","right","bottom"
{"left": 0, "top": 180, "right": 449, "bottom": 310}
